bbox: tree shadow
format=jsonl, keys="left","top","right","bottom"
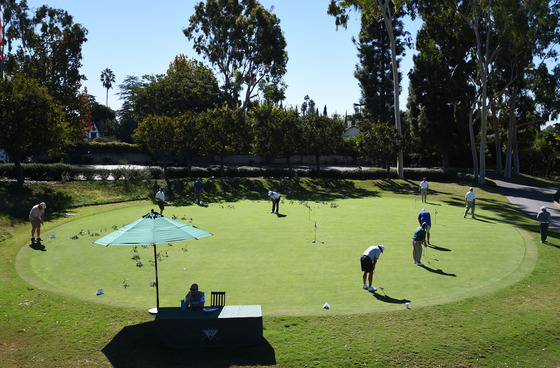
{"left": 102, "top": 321, "right": 277, "bottom": 368}
{"left": 0, "top": 182, "right": 72, "bottom": 221}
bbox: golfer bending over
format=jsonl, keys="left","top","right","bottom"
{"left": 185, "top": 283, "right": 205, "bottom": 308}
{"left": 29, "top": 202, "right": 46, "bottom": 243}
{"left": 268, "top": 191, "right": 280, "bottom": 214}
{"left": 360, "top": 245, "right": 385, "bottom": 292}
{"left": 412, "top": 222, "right": 428, "bottom": 266}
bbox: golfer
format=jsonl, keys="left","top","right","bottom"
{"left": 194, "top": 178, "right": 204, "bottom": 205}
{"left": 29, "top": 202, "right": 46, "bottom": 243}
{"left": 536, "top": 206, "right": 551, "bottom": 243}
{"left": 419, "top": 177, "right": 429, "bottom": 203}
{"left": 185, "top": 283, "right": 205, "bottom": 308}
{"left": 360, "top": 245, "right": 385, "bottom": 292}
{"left": 464, "top": 187, "right": 476, "bottom": 219}
{"left": 418, "top": 208, "right": 432, "bottom": 244}
{"left": 412, "top": 222, "right": 428, "bottom": 266}
{"left": 268, "top": 191, "right": 281, "bottom": 214}
{"left": 155, "top": 187, "right": 166, "bottom": 214}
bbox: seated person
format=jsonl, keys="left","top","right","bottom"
{"left": 185, "top": 283, "right": 205, "bottom": 308}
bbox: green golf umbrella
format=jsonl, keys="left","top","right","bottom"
{"left": 94, "top": 210, "right": 212, "bottom": 310}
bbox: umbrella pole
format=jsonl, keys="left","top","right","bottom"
{"left": 153, "top": 243, "right": 160, "bottom": 310}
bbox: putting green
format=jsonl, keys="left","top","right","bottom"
{"left": 16, "top": 195, "right": 536, "bottom": 315}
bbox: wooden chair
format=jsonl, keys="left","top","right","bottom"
{"left": 210, "top": 291, "right": 226, "bottom": 307}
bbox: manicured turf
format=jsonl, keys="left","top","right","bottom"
{"left": 17, "top": 189, "right": 533, "bottom": 316}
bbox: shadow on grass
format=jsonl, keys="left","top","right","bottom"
{"left": 371, "top": 293, "right": 409, "bottom": 304}
{"left": 29, "top": 241, "right": 45, "bottom": 251}
{"left": 102, "top": 321, "right": 276, "bottom": 368}
{"left": 422, "top": 265, "right": 457, "bottom": 277}
{"left": 166, "top": 177, "right": 381, "bottom": 207}
{"left": 0, "top": 182, "right": 72, "bottom": 221}
{"left": 427, "top": 243, "right": 451, "bottom": 252}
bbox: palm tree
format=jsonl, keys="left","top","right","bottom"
{"left": 100, "top": 68, "right": 116, "bottom": 106}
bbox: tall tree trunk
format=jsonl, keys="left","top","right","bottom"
{"left": 491, "top": 103, "right": 502, "bottom": 176}
{"left": 378, "top": 0, "right": 404, "bottom": 179}
{"left": 504, "top": 88, "right": 517, "bottom": 178}
{"left": 315, "top": 154, "right": 321, "bottom": 177}
{"left": 468, "top": 110, "right": 479, "bottom": 181}
{"left": 513, "top": 122, "right": 519, "bottom": 176}
{"left": 14, "top": 157, "right": 24, "bottom": 186}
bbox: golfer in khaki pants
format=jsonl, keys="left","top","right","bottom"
{"left": 464, "top": 187, "right": 476, "bottom": 219}
{"left": 412, "top": 222, "right": 428, "bottom": 266}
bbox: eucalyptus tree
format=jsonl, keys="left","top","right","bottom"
{"left": 100, "top": 68, "right": 115, "bottom": 106}
{"left": 184, "top": 0, "right": 288, "bottom": 112}
{"left": 329, "top": 0, "right": 415, "bottom": 179}
{"left": 450, "top": 0, "right": 560, "bottom": 182}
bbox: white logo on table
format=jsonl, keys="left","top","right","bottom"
{"left": 202, "top": 327, "right": 220, "bottom": 341}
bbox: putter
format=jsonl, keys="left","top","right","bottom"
{"left": 425, "top": 244, "right": 430, "bottom": 264}
{"left": 374, "top": 271, "right": 387, "bottom": 296}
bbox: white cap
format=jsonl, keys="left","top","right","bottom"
{"left": 541, "top": 206, "right": 547, "bottom": 211}
{"left": 379, "top": 245, "right": 385, "bottom": 252}
{"left": 40, "top": 202, "right": 46, "bottom": 208}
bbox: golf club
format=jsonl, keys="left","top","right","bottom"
{"left": 425, "top": 244, "right": 430, "bottom": 264}
{"left": 374, "top": 271, "right": 387, "bottom": 296}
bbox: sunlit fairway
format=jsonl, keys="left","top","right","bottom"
{"left": 17, "top": 192, "right": 534, "bottom": 316}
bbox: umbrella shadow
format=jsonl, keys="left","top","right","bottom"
{"left": 371, "top": 292, "right": 409, "bottom": 305}
{"left": 102, "top": 321, "right": 276, "bottom": 368}
{"left": 29, "top": 241, "right": 46, "bottom": 251}
{"left": 421, "top": 265, "right": 457, "bottom": 277}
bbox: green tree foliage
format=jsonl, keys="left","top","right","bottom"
{"left": 115, "top": 76, "right": 141, "bottom": 143}
{"left": 407, "top": 1, "right": 474, "bottom": 168}
{"left": 354, "top": 11, "right": 406, "bottom": 125}
{"left": 184, "top": 0, "right": 288, "bottom": 111}
{"left": 329, "top": 0, "right": 413, "bottom": 178}
{"left": 299, "top": 96, "right": 347, "bottom": 175}
{"left": 250, "top": 103, "right": 302, "bottom": 176}
{"left": 198, "top": 105, "right": 252, "bottom": 176}
{"left": 0, "top": 74, "right": 71, "bottom": 184}
{"left": 174, "top": 112, "right": 204, "bottom": 177}
{"left": 357, "top": 119, "right": 404, "bottom": 178}
{"left": 130, "top": 55, "right": 221, "bottom": 121}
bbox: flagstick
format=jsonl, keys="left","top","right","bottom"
{"left": 314, "top": 221, "right": 317, "bottom": 243}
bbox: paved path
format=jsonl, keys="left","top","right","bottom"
{"left": 493, "top": 179, "right": 560, "bottom": 234}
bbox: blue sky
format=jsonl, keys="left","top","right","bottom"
{"left": 29, "top": 1, "right": 420, "bottom": 116}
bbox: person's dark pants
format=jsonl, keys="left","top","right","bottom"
{"left": 540, "top": 222, "right": 549, "bottom": 243}
{"left": 272, "top": 198, "right": 280, "bottom": 213}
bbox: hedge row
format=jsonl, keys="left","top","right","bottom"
{"left": 0, "top": 163, "right": 474, "bottom": 182}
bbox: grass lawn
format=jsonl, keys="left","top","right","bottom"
{"left": 1, "top": 178, "right": 560, "bottom": 367}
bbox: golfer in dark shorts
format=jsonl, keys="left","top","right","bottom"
{"left": 360, "top": 244, "right": 385, "bottom": 292}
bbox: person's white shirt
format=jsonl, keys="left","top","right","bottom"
{"left": 155, "top": 191, "right": 165, "bottom": 202}
{"left": 465, "top": 191, "right": 476, "bottom": 202}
